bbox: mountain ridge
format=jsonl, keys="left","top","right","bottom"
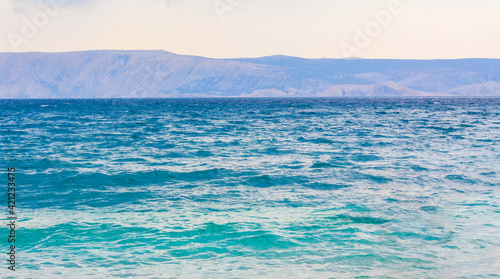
{"left": 1, "top": 50, "right": 499, "bottom": 98}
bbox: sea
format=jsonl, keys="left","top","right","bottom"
{"left": 1, "top": 98, "right": 499, "bottom": 278}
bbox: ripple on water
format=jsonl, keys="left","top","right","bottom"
{"left": 1, "top": 98, "right": 499, "bottom": 278}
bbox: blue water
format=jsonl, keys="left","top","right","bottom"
{"left": 1, "top": 98, "right": 500, "bottom": 278}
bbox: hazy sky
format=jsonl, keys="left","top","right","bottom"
{"left": 1, "top": 0, "right": 499, "bottom": 59}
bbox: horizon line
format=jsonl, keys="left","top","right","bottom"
{"left": 1, "top": 49, "right": 499, "bottom": 61}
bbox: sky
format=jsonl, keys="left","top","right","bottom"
{"left": 0, "top": 0, "right": 499, "bottom": 59}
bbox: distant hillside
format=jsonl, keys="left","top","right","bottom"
{"left": 0, "top": 50, "right": 499, "bottom": 98}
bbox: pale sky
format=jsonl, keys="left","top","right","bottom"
{"left": 1, "top": 0, "right": 499, "bottom": 59}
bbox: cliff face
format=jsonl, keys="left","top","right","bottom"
{"left": 1, "top": 50, "right": 499, "bottom": 98}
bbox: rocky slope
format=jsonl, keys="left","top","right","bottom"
{"left": 0, "top": 50, "right": 499, "bottom": 98}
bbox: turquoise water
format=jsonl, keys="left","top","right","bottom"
{"left": 1, "top": 98, "right": 500, "bottom": 278}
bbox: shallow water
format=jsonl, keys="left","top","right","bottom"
{"left": 1, "top": 98, "right": 500, "bottom": 278}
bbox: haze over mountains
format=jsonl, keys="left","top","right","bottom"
{"left": 1, "top": 50, "right": 499, "bottom": 98}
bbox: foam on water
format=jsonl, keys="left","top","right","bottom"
{"left": 1, "top": 98, "right": 500, "bottom": 278}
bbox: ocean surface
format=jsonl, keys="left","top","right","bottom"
{"left": 1, "top": 98, "right": 499, "bottom": 278}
